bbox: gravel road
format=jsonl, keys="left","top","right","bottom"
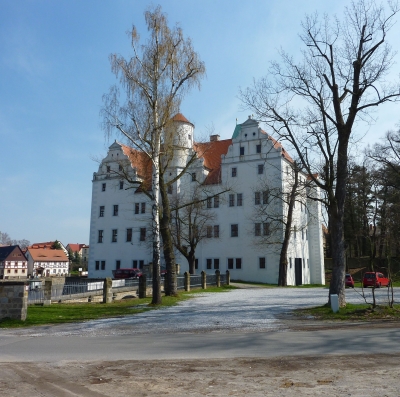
{"left": 1, "top": 286, "right": 399, "bottom": 396}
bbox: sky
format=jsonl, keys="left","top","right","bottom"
{"left": 1, "top": 0, "right": 400, "bottom": 246}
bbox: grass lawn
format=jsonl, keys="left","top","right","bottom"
{"left": 0, "top": 285, "right": 235, "bottom": 329}
{"left": 296, "top": 302, "right": 400, "bottom": 321}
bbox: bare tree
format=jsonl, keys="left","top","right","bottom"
{"left": 241, "top": 0, "right": 400, "bottom": 306}
{"left": 251, "top": 161, "right": 310, "bottom": 286}
{"left": 102, "top": 6, "right": 205, "bottom": 304}
{"left": 369, "top": 128, "right": 400, "bottom": 182}
{"left": 0, "top": 231, "right": 30, "bottom": 249}
{"left": 171, "top": 187, "right": 220, "bottom": 274}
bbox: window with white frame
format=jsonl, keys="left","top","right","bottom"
{"left": 113, "top": 205, "right": 119, "bottom": 216}
{"left": 112, "top": 229, "right": 118, "bottom": 243}
{"left": 231, "top": 167, "right": 237, "bottom": 177}
{"left": 259, "top": 257, "right": 266, "bottom": 269}
{"left": 258, "top": 164, "right": 264, "bottom": 174}
{"left": 140, "top": 228, "right": 146, "bottom": 242}
{"left": 237, "top": 193, "right": 243, "bottom": 206}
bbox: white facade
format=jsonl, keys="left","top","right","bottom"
{"left": 88, "top": 115, "right": 325, "bottom": 285}
{"left": 25, "top": 249, "right": 70, "bottom": 277}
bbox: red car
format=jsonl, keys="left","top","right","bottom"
{"left": 363, "top": 272, "right": 390, "bottom": 288}
{"left": 345, "top": 274, "right": 355, "bottom": 288}
{"left": 114, "top": 268, "right": 142, "bottom": 279}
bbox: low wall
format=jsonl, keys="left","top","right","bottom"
{"left": 0, "top": 281, "right": 28, "bottom": 321}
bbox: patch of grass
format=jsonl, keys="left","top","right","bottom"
{"left": 0, "top": 285, "right": 235, "bottom": 329}
{"left": 296, "top": 303, "right": 400, "bottom": 321}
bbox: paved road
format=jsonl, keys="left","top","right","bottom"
{"left": 0, "top": 286, "right": 399, "bottom": 363}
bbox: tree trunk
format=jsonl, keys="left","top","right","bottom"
{"left": 159, "top": 176, "right": 177, "bottom": 296}
{"left": 278, "top": 165, "right": 298, "bottom": 286}
{"left": 328, "top": 208, "right": 346, "bottom": 307}
{"left": 151, "top": 129, "right": 162, "bottom": 305}
{"left": 188, "top": 251, "right": 196, "bottom": 275}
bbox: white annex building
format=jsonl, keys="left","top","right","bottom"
{"left": 88, "top": 114, "right": 325, "bottom": 285}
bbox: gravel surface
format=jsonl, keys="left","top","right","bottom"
{"left": 1, "top": 286, "right": 400, "bottom": 396}
{"left": 8, "top": 285, "right": 398, "bottom": 337}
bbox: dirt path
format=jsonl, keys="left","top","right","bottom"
{"left": 1, "top": 354, "right": 399, "bottom": 396}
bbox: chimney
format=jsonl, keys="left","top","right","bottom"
{"left": 210, "top": 134, "right": 220, "bottom": 142}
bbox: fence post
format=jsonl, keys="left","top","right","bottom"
{"left": 0, "top": 281, "right": 29, "bottom": 320}
{"left": 184, "top": 271, "right": 190, "bottom": 291}
{"left": 139, "top": 274, "right": 147, "bottom": 298}
{"left": 103, "top": 278, "right": 113, "bottom": 303}
{"left": 226, "top": 270, "right": 230, "bottom": 285}
{"left": 215, "top": 270, "right": 221, "bottom": 287}
{"left": 201, "top": 271, "right": 206, "bottom": 290}
{"left": 43, "top": 278, "right": 52, "bottom": 305}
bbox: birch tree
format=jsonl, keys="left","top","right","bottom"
{"left": 102, "top": 6, "right": 205, "bottom": 304}
{"left": 241, "top": 0, "right": 400, "bottom": 306}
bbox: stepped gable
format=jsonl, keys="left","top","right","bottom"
{"left": 194, "top": 139, "right": 232, "bottom": 184}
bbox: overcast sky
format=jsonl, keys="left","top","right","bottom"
{"left": 1, "top": 0, "right": 399, "bottom": 246}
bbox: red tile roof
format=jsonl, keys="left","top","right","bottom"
{"left": 260, "top": 129, "right": 294, "bottom": 163}
{"left": 27, "top": 248, "right": 69, "bottom": 262}
{"left": 29, "top": 242, "right": 57, "bottom": 249}
{"left": 121, "top": 145, "right": 153, "bottom": 191}
{"left": 172, "top": 113, "right": 194, "bottom": 127}
{"left": 67, "top": 244, "right": 88, "bottom": 253}
{"left": 194, "top": 139, "right": 232, "bottom": 184}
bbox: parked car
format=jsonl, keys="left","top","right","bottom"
{"left": 114, "top": 268, "right": 142, "bottom": 279}
{"left": 345, "top": 274, "right": 355, "bottom": 288}
{"left": 362, "top": 272, "right": 390, "bottom": 288}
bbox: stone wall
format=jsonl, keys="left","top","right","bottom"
{"left": 0, "top": 281, "right": 28, "bottom": 321}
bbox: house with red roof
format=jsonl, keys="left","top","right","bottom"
{"left": 88, "top": 114, "right": 324, "bottom": 285}
{"left": 66, "top": 243, "right": 89, "bottom": 264}
{"left": 25, "top": 248, "right": 69, "bottom": 277}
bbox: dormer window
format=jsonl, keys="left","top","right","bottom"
{"left": 256, "top": 144, "right": 261, "bottom": 154}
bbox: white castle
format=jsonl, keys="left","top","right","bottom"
{"left": 88, "top": 114, "right": 325, "bottom": 285}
